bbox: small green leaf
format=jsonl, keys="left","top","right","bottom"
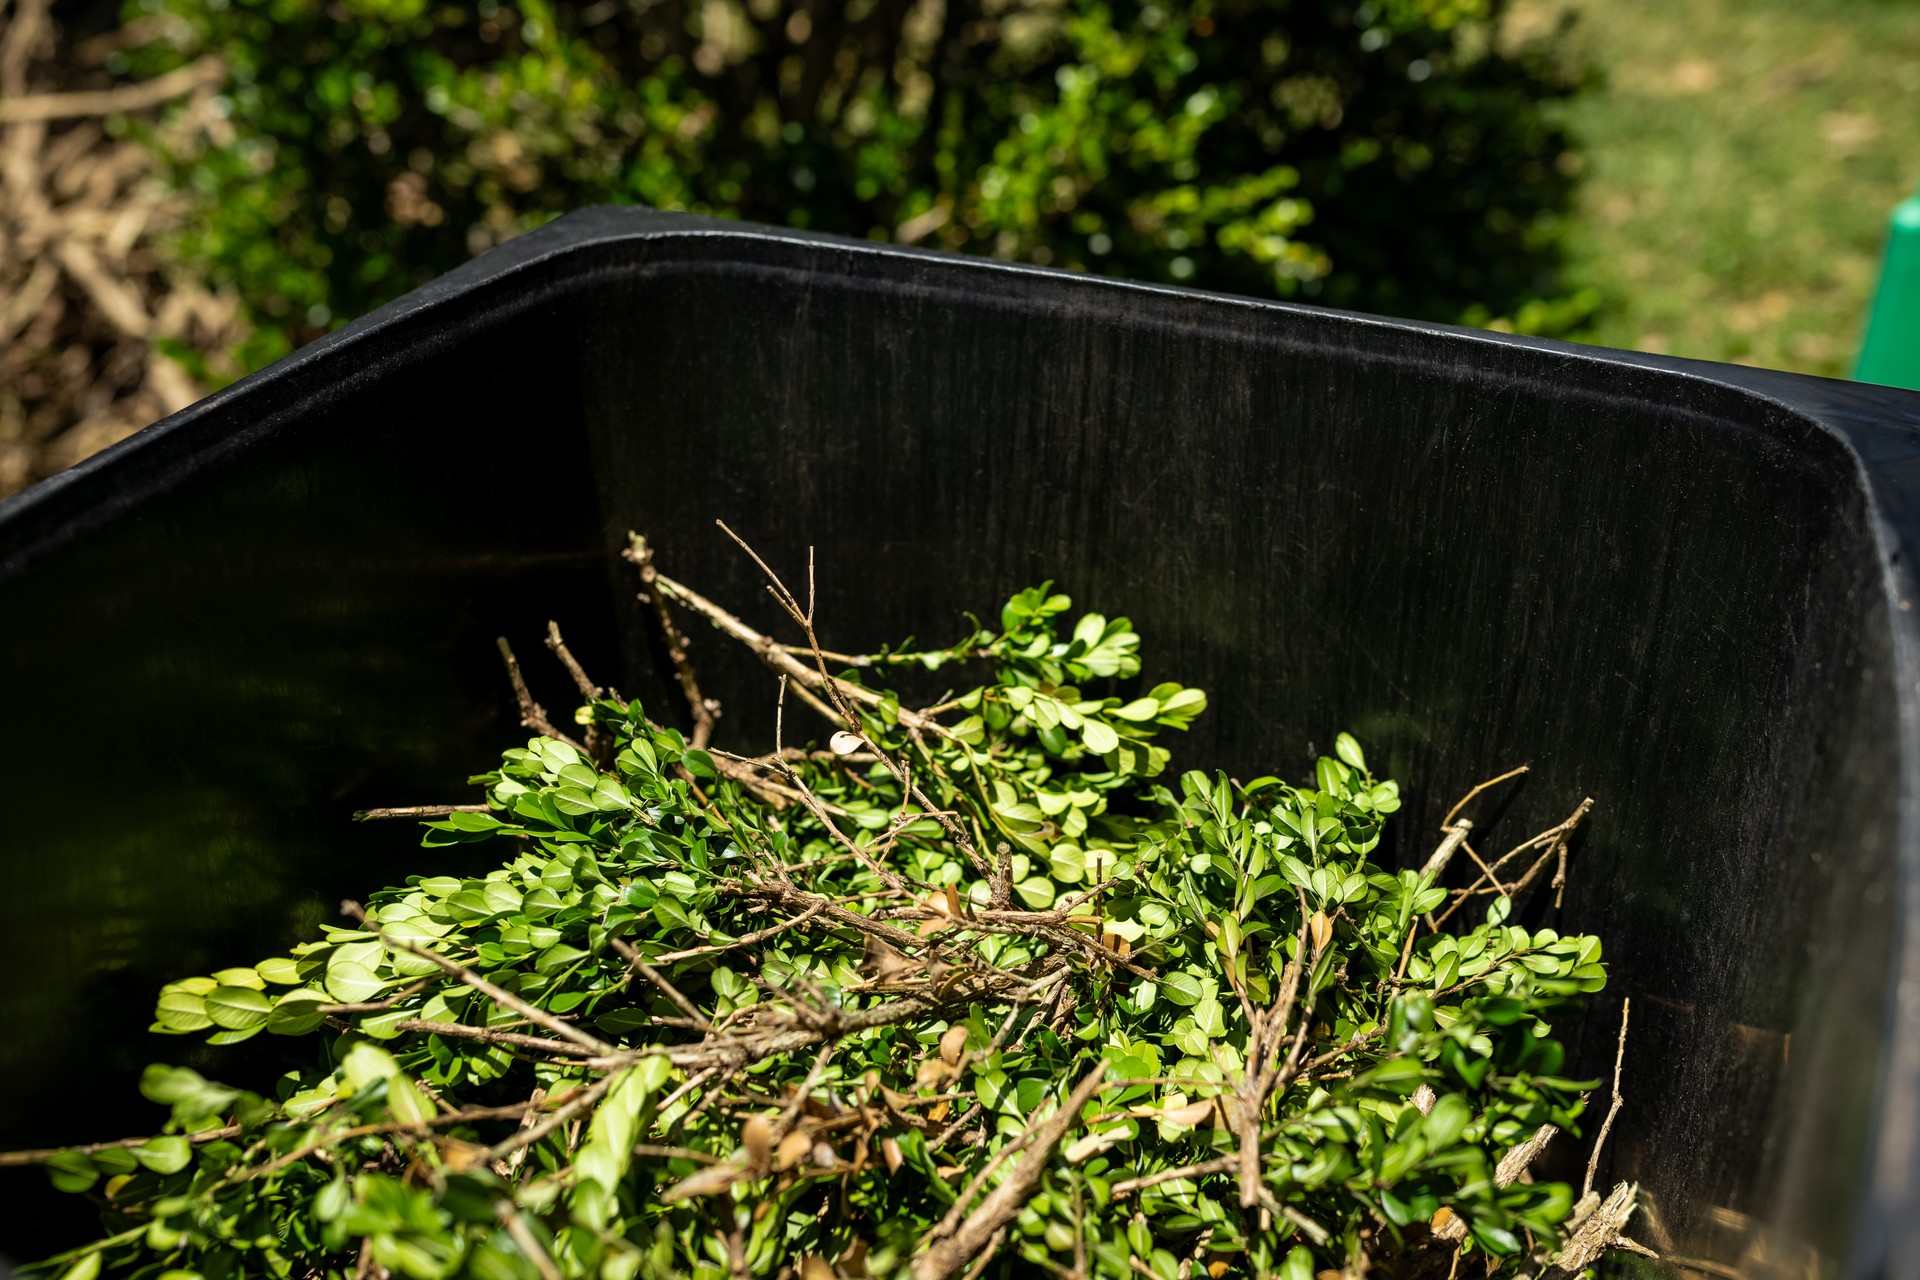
{"left": 204, "top": 986, "right": 273, "bottom": 1031}
{"left": 45, "top": 1151, "right": 97, "bottom": 1194}
{"left": 254, "top": 957, "right": 304, "bottom": 986}
{"left": 1424, "top": 1094, "right": 1471, "bottom": 1150}
{"left": 1081, "top": 720, "right": 1120, "bottom": 756}
{"left": 324, "top": 962, "right": 386, "bottom": 1004}
{"left": 1334, "top": 732, "right": 1367, "bottom": 772}
{"left": 1013, "top": 876, "right": 1056, "bottom": 909}
{"left": 266, "top": 993, "right": 329, "bottom": 1036}
{"left": 154, "top": 986, "right": 213, "bottom": 1033}
{"left": 132, "top": 1135, "right": 192, "bottom": 1175}
{"left": 54, "top": 1250, "right": 102, "bottom": 1280}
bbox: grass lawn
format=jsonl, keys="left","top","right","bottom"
{"left": 1522, "top": 0, "right": 1920, "bottom": 378}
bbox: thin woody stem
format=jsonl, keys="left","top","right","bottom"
{"left": 544, "top": 620, "right": 602, "bottom": 699}
{"left": 610, "top": 936, "right": 715, "bottom": 1034}
{"left": 0, "top": 1124, "right": 241, "bottom": 1167}
{"left": 352, "top": 803, "right": 491, "bottom": 822}
{"left": 1585, "top": 997, "right": 1631, "bottom": 1198}
{"left": 624, "top": 534, "right": 719, "bottom": 750}
{"left": 496, "top": 636, "right": 587, "bottom": 753}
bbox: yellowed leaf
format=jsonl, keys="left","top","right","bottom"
{"left": 1309, "top": 910, "right": 1333, "bottom": 954}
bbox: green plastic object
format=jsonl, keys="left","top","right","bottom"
{"left": 1857, "top": 187, "right": 1920, "bottom": 390}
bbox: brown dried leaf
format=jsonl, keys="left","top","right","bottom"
{"left": 1309, "top": 910, "right": 1333, "bottom": 954}
{"left": 431, "top": 1137, "right": 493, "bottom": 1174}
{"left": 916, "top": 897, "right": 951, "bottom": 939}
{"left": 859, "top": 935, "right": 920, "bottom": 983}
{"left": 938, "top": 1024, "right": 970, "bottom": 1067}
{"left": 1157, "top": 1099, "right": 1215, "bottom": 1127}
{"left": 741, "top": 1114, "right": 773, "bottom": 1169}
{"left": 773, "top": 1130, "right": 812, "bottom": 1173}
{"left": 660, "top": 1158, "right": 753, "bottom": 1202}
{"left": 881, "top": 1137, "right": 903, "bottom": 1173}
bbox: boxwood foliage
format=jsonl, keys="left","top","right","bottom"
{"left": 21, "top": 568, "right": 1607, "bottom": 1280}
{"left": 118, "top": 0, "right": 1591, "bottom": 374}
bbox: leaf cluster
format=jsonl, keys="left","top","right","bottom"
{"left": 115, "top": 0, "right": 1591, "bottom": 375}
{"left": 23, "top": 561, "right": 1608, "bottom": 1280}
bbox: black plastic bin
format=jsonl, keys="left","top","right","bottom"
{"left": 4, "top": 207, "right": 1920, "bottom": 1275}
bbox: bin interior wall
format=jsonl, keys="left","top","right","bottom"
{"left": 0, "top": 235, "right": 1901, "bottom": 1266}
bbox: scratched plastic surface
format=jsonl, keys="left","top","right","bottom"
{"left": 3, "top": 209, "right": 1920, "bottom": 1275}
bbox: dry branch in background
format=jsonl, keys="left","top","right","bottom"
{"left": 0, "top": 0, "right": 240, "bottom": 498}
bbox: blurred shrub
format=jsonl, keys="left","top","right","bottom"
{"left": 121, "top": 0, "right": 1589, "bottom": 372}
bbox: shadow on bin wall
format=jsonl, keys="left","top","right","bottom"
{"left": 1, "top": 209, "right": 1918, "bottom": 1275}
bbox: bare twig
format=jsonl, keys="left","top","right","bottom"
{"left": 1419, "top": 819, "right": 1473, "bottom": 882}
{"left": 391, "top": 1020, "right": 598, "bottom": 1059}
{"left": 1430, "top": 797, "right": 1593, "bottom": 930}
{"left": 654, "top": 1066, "right": 719, "bottom": 1123}
{"left": 927, "top": 1103, "right": 980, "bottom": 1152}
{"left": 352, "top": 803, "right": 491, "bottom": 822}
{"left": 1441, "top": 764, "right": 1529, "bottom": 829}
{"left": 1110, "top": 1157, "right": 1236, "bottom": 1199}
{"left": 624, "top": 534, "right": 719, "bottom": 749}
{"left": 495, "top": 637, "right": 586, "bottom": 753}
{"left": 232, "top": 1102, "right": 538, "bottom": 1181}
{"left": 0, "top": 54, "right": 225, "bottom": 122}
{"left": 648, "top": 902, "right": 828, "bottom": 963}
{"left": 485, "top": 1075, "right": 615, "bottom": 1162}
{"left": 631, "top": 1142, "right": 720, "bottom": 1164}
{"left": 990, "top": 841, "right": 1014, "bottom": 911}
{"left": 503, "top": 1086, "right": 546, "bottom": 1179}
{"left": 0, "top": 1123, "right": 241, "bottom": 1167}
{"left": 914, "top": 1062, "right": 1110, "bottom": 1280}
{"left": 495, "top": 1201, "right": 563, "bottom": 1280}
{"left": 1234, "top": 891, "right": 1314, "bottom": 1209}
{"left": 1585, "top": 997, "right": 1631, "bottom": 1198}
{"left": 647, "top": 553, "right": 943, "bottom": 737}
{"left": 1278, "top": 1202, "right": 1329, "bottom": 1246}
{"left": 545, "top": 620, "right": 609, "bottom": 760}
{"left": 544, "top": 620, "right": 602, "bottom": 700}
{"left": 773, "top": 1044, "right": 836, "bottom": 1140}
{"left": 1494, "top": 1124, "right": 1558, "bottom": 1187}
{"left": 1543, "top": 1182, "right": 1640, "bottom": 1280}
{"left": 609, "top": 936, "right": 714, "bottom": 1034}
{"left": 694, "top": 523, "right": 991, "bottom": 882}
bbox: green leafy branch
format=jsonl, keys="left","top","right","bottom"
{"left": 9, "top": 529, "right": 1652, "bottom": 1280}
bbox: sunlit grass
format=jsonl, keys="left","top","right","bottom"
{"left": 1527, "top": 0, "right": 1920, "bottom": 377}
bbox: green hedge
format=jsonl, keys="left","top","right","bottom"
{"left": 122, "top": 0, "right": 1591, "bottom": 373}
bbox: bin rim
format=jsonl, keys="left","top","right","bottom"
{"left": 6, "top": 204, "right": 1919, "bottom": 555}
